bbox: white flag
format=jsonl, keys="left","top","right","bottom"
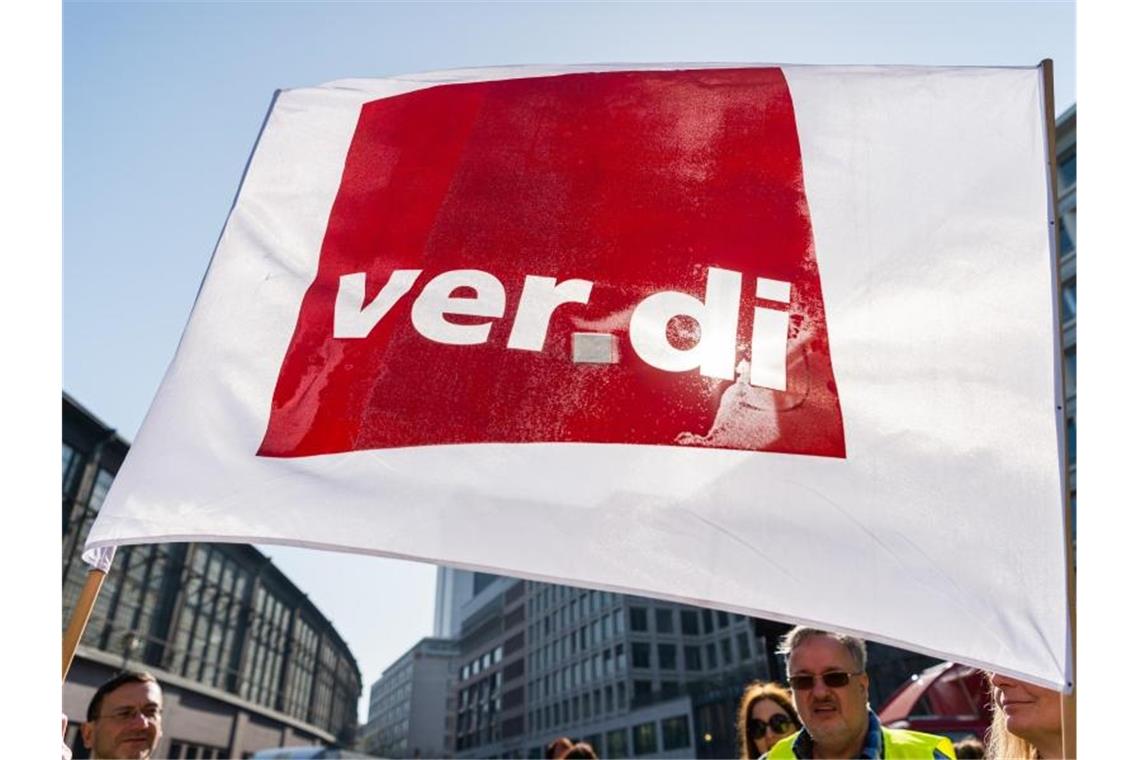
{"left": 85, "top": 64, "right": 1070, "bottom": 690}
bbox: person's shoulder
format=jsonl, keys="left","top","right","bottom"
{"left": 761, "top": 731, "right": 801, "bottom": 759}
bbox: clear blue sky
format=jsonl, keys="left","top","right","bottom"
{"left": 63, "top": 1, "right": 1074, "bottom": 723}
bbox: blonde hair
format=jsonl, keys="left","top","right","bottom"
{"left": 985, "top": 678, "right": 1039, "bottom": 760}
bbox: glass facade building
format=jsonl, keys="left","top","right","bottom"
{"left": 444, "top": 573, "right": 777, "bottom": 759}
{"left": 62, "top": 393, "right": 362, "bottom": 758}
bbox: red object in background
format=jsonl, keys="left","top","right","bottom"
{"left": 878, "top": 662, "right": 994, "bottom": 743}
{"left": 260, "top": 69, "right": 845, "bottom": 458}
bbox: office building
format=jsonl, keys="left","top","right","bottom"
{"left": 62, "top": 393, "right": 363, "bottom": 759}
{"left": 440, "top": 572, "right": 774, "bottom": 759}
{"left": 363, "top": 637, "right": 460, "bottom": 758}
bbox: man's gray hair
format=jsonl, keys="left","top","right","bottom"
{"left": 776, "top": 626, "right": 867, "bottom": 673}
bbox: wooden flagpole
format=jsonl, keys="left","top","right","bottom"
{"left": 62, "top": 567, "right": 109, "bottom": 681}
{"left": 1040, "top": 57, "right": 1077, "bottom": 760}
{"left": 62, "top": 430, "right": 118, "bottom": 683}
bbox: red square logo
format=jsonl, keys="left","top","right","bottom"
{"left": 260, "top": 69, "right": 845, "bottom": 458}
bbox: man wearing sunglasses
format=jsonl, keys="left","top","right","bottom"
{"left": 763, "top": 627, "right": 956, "bottom": 759}
{"left": 81, "top": 671, "right": 164, "bottom": 759}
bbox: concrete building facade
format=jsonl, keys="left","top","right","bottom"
{"left": 363, "top": 637, "right": 460, "bottom": 758}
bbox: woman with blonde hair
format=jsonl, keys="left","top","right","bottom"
{"left": 736, "top": 680, "right": 801, "bottom": 759}
{"left": 987, "top": 673, "right": 1070, "bottom": 758}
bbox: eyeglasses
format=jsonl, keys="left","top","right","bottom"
{"left": 749, "top": 714, "right": 794, "bottom": 736}
{"left": 789, "top": 671, "right": 863, "bottom": 691}
{"left": 99, "top": 705, "right": 163, "bottom": 723}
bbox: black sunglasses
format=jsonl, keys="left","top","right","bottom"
{"left": 789, "top": 671, "right": 862, "bottom": 690}
{"left": 749, "top": 714, "right": 794, "bottom": 736}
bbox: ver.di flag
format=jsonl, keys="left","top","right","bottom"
{"left": 84, "top": 64, "right": 1070, "bottom": 690}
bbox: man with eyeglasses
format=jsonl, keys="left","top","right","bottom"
{"left": 81, "top": 671, "right": 164, "bottom": 759}
{"left": 763, "top": 627, "right": 956, "bottom": 759}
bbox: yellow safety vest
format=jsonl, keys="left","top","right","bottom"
{"left": 765, "top": 727, "right": 957, "bottom": 759}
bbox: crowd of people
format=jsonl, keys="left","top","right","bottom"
{"left": 729, "top": 626, "right": 1070, "bottom": 759}
{"left": 730, "top": 627, "right": 1070, "bottom": 759}
{"left": 67, "top": 626, "right": 1069, "bottom": 759}
{"left": 545, "top": 627, "right": 1071, "bottom": 760}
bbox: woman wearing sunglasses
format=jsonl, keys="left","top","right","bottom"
{"left": 736, "top": 681, "right": 802, "bottom": 758}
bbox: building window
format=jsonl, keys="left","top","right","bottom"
{"left": 661, "top": 680, "right": 679, "bottom": 698}
{"left": 716, "top": 610, "right": 729, "bottom": 629}
{"left": 88, "top": 468, "right": 115, "bottom": 511}
{"left": 1061, "top": 280, "right": 1076, "bottom": 324}
{"left": 1059, "top": 212, "right": 1076, "bottom": 255}
{"left": 62, "top": 443, "right": 80, "bottom": 492}
{"left": 168, "top": 740, "right": 226, "bottom": 759}
{"left": 1058, "top": 152, "right": 1076, "bottom": 194}
{"left": 684, "top": 645, "right": 702, "bottom": 671}
{"left": 1066, "top": 416, "right": 1076, "bottom": 465}
{"left": 633, "top": 721, "right": 658, "bottom": 756}
{"left": 1064, "top": 347, "right": 1076, "bottom": 400}
{"left": 701, "top": 608, "right": 714, "bottom": 634}
{"left": 658, "top": 643, "right": 677, "bottom": 670}
{"left": 655, "top": 608, "right": 674, "bottom": 634}
{"left": 662, "top": 715, "right": 691, "bottom": 751}
{"left": 632, "top": 642, "right": 651, "bottom": 669}
{"left": 720, "top": 638, "right": 734, "bottom": 665}
{"left": 630, "top": 607, "right": 648, "bottom": 632}
{"left": 737, "top": 632, "right": 752, "bottom": 660}
{"left": 606, "top": 728, "right": 629, "bottom": 758}
{"left": 680, "top": 610, "right": 700, "bottom": 635}
{"left": 705, "top": 642, "right": 718, "bottom": 669}
{"left": 634, "top": 679, "right": 652, "bottom": 702}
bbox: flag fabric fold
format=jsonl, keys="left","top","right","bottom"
{"left": 85, "top": 64, "right": 1069, "bottom": 690}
